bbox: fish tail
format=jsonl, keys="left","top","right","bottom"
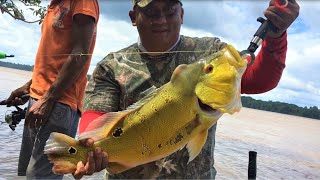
{"left": 44, "top": 132, "right": 88, "bottom": 174}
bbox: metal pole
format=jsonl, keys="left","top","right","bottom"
{"left": 248, "top": 151, "right": 257, "bottom": 179}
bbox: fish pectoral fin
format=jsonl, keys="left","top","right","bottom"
{"left": 79, "top": 111, "right": 129, "bottom": 141}
{"left": 52, "top": 160, "right": 77, "bottom": 175}
{"left": 186, "top": 130, "right": 208, "bottom": 163}
{"left": 107, "top": 162, "right": 135, "bottom": 174}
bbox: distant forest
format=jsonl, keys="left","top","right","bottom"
{"left": 1, "top": 61, "right": 319, "bottom": 120}
{"left": 0, "top": 61, "right": 33, "bottom": 71}
{"left": 0, "top": 61, "right": 91, "bottom": 79}
{"left": 241, "top": 96, "right": 319, "bottom": 120}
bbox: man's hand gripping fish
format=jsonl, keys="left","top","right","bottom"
{"left": 44, "top": 45, "right": 247, "bottom": 175}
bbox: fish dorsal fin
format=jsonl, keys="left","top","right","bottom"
{"left": 124, "top": 86, "right": 161, "bottom": 112}
{"left": 78, "top": 111, "right": 130, "bottom": 141}
{"left": 186, "top": 130, "right": 208, "bottom": 163}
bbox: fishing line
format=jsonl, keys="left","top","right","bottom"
{"left": 25, "top": 49, "right": 216, "bottom": 57}
{"left": 4, "top": 49, "right": 225, "bottom": 59}
{"left": 5, "top": 49, "right": 254, "bottom": 67}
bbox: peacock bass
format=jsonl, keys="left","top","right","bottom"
{"left": 44, "top": 44, "right": 247, "bottom": 175}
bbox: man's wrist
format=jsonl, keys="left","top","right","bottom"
{"left": 42, "top": 94, "right": 57, "bottom": 104}
{"left": 266, "top": 30, "right": 286, "bottom": 39}
{"left": 263, "top": 31, "right": 287, "bottom": 52}
{"left": 23, "top": 80, "right": 32, "bottom": 90}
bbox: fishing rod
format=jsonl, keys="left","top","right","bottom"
{"left": 0, "top": 52, "right": 14, "bottom": 59}
{"left": 248, "top": 151, "right": 257, "bottom": 180}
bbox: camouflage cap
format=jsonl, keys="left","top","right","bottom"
{"left": 132, "top": 0, "right": 181, "bottom": 8}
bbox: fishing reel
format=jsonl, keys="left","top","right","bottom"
{"left": 4, "top": 105, "right": 27, "bottom": 131}
{"left": 0, "top": 94, "right": 29, "bottom": 131}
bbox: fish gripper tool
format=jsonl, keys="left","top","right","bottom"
{"left": 240, "top": 17, "right": 279, "bottom": 66}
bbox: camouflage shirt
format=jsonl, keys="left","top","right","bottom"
{"left": 84, "top": 35, "right": 226, "bottom": 179}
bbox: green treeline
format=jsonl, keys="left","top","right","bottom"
{"left": 241, "top": 96, "right": 320, "bottom": 120}
{"left": 0, "top": 61, "right": 33, "bottom": 71}
{"left": 0, "top": 61, "right": 92, "bottom": 79}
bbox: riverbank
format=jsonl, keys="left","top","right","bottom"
{"left": 0, "top": 67, "right": 32, "bottom": 78}
{"left": 1, "top": 66, "right": 320, "bottom": 179}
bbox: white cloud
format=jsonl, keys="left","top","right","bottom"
{"left": 180, "top": 27, "right": 214, "bottom": 38}
{"left": 179, "top": 1, "right": 320, "bottom": 107}
{"left": 276, "top": 31, "right": 320, "bottom": 106}
{"left": 0, "top": 13, "right": 41, "bottom": 65}
{"left": 298, "top": 2, "right": 320, "bottom": 33}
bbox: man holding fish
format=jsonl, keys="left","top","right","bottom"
{"left": 72, "top": 0, "right": 299, "bottom": 179}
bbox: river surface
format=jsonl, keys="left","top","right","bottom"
{"left": 0, "top": 67, "right": 319, "bottom": 179}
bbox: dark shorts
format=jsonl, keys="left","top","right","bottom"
{"left": 18, "top": 98, "right": 80, "bottom": 180}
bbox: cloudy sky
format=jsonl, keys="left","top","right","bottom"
{"left": 0, "top": 0, "right": 319, "bottom": 108}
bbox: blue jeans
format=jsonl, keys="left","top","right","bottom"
{"left": 18, "top": 98, "right": 80, "bottom": 180}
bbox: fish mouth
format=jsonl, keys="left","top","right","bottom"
{"left": 198, "top": 98, "right": 217, "bottom": 114}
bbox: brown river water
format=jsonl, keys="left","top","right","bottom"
{"left": 0, "top": 67, "right": 319, "bottom": 179}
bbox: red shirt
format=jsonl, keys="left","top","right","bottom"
{"left": 241, "top": 33, "right": 287, "bottom": 94}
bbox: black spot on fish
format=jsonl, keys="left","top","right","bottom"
{"left": 158, "top": 144, "right": 162, "bottom": 148}
{"left": 174, "top": 133, "right": 184, "bottom": 144}
{"left": 68, "top": 146, "right": 77, "bottom": 154}
{"left": 185, "top": 114, "right": 201, "bottom": 135}
{"left": 151, "top": 104, "right": 159, "bottom": 113}
{"left": 112, "top": 128, "right": 123, "bottom": 137}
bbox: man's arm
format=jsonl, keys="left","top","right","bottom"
{"left": 241, "top": 33, "right": 287, "bottom": 94}
{"left": 84, "top": 62, "right": 121, "bottom": 112}
{"left": 25, "top": 14, "right": 96, "bottom": 127}
{"left": 45, "top": 14, "right": 95, "bottom": 101}
{"left": 80, "top": 61, "right": 122, "bottom": 133}
{"left": 240, "top": 0, "right": 299, "bottom": 94}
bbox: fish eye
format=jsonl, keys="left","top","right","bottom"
{"left": 205, "top": 64, "right": 214, "bottom": 74}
